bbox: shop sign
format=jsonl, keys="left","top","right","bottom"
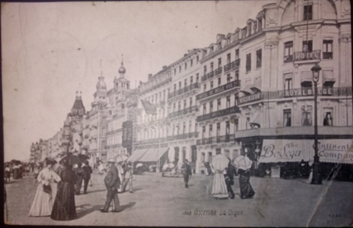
{"left": 259, "top": 140, "right": 304, "bottom": 163}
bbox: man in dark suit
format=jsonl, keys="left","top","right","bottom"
{"left": 101, "top": 158, "right": 122, "bottom": 213}
{"left": 82, "top": 161, "right": 93, "bottom": 194}
{"left": 181, "top": 160, "right": 192, "bottom": 188}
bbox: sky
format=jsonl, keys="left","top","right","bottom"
{"left": 2, "top": 0, "right": 275, "bottom": 162}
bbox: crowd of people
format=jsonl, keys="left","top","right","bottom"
{"left": 4, "top": 162, "right": 33, "bottom": 182}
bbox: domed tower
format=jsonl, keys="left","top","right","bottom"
{"left": 92, "top": 73, "right": 108, "bottom": 110}
{"left": 114, "top": 55, "right": 130, "bottom": 92}
{"left": 71, "top": 91, "right": 86, "bottom": 117}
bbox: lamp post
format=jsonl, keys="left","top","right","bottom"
{"left": 311, "top": 63, "right": 322, "bottom": 185}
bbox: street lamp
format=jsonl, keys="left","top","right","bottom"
{"left": 311, "top": 63, "right": 322, "bottom": 185}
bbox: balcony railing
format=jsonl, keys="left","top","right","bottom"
{"left": 140, "top": 77, "right": 172, "bottom": 94}
{"left": 196, "top": 80, "right": 241, "bottom": 100}
{"left": 167, "top": 132, "right": 198, "bottom": 141}
{"left": 323, "top": 52, "right": 333, "bottom": 59}
{"left": 201, "top": 71, "right": 215, "bottom": 82}
{"left": 168, "top": 82, "right": 200, "bottom": 99}
{"left": 294, "top": 50, "right": 321, "bottom": 62}
{"left": 196, "top": 134, "right": 236, "bottom": 145}
{"left": 134, "top": 137, "right": 167, "bottom": 146}
{"left": 168, "top": 106, "right": 199, "bottom": 118}
{"left": 215, "top": 67, "right": 222, "bottom": 76}
{"left": 197, "top": 106, "right": 240, "bottom": 122}
{"left": 224, "top": 59, "right": 241, "bottom": 72}
{"left": 239, "top": 87, "right": 352, "bottom": 104}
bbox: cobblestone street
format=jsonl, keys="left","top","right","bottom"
{"left": 5, "top": 171, "right": 353, "bottom": 226}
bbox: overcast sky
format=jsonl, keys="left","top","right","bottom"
{"left": 2, "top": 0, "right": 275, "bottom": 162}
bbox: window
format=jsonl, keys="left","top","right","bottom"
{"left": 246, "top": 116, "right": 251, "bottom": 129}
{"left": 191, "top": 59, "right": 193, "bottom": 67}
{"left": 227, "top": 53, "right": 231, "bottom": 64}
{"left": 196, "top": 74, "right": 199, "bottom": 82}
{"left": 235, "top": 49, "right": 239, "bottom": 60}
{"left": 234, "top": 94, "right": 238, "bottom": 106}
{"left": 283, "top": 109, "right": 291, "bottom": 127}
{"left": 184, "top": 99, "right": 187, "bottom": 109}
{"left": 183, "top": 122, "right": 186, "bottom": 134}
{"left": 303, "top": 40, "right": 313, "bottom": 52}
{"left": 174, "top": 68, "right": 176, "bottom": 75}
{"left": 323, "top": 39, "right": 333, "bottom": 59}
{"left": 218, "top": 58, "right": 222, "bottom": 68}
{"left": 163, "top": 90, "right": 166, "bottom": 100}
{"left": 209, "top": 101, "right": 213, "bottom": 113}
{"left": 201, "top": 152, "right": 205, "bottom": 162}
{"left": 185, "top": 62, "right": 187, "bottom": 70}
{"left": 226, "top": 121, "right": 230, "bottom": 135}
{"left": 227, "top": 74, "right": 232, "bottom": 82}
{"left": 226, "top": 96, "right": 231, "bottom": 108}
{"left": 209, "top": 125, "right": 213, "bottom": 137}
{"left": 256, "top": 49, "right": 262, "bottom": 68}
{"left": 302, "top": 105, "right": 312, "bottom": 126}
{"left": 190, "top": 76, "right": 193, "bottom": 84}
{"left": 190, "top": 97, "right": 193, "bottom": 107}
{"left": 210, "top": 62, "right": 214, "bottom": 71}
{"left": 284, "top": 78, "right": 293, "bottom": 91}
{"left": 204, "top": 66, "right": 207, "bottom": 74}
{"left": 210, "top": 81, "right": 214, "bottom": 89}
{"left": 184, "top": 79, "right": 187, "bottom": 87}
{"left": 303, "top": 4, "right": 313, "bottom": 21}
{"left": 246, "top": 53, "right": 251, "bottom": 73}
{"left": 217, "top": 98, "right": 221, "bottom": 110}
{"left": 174, "top": 84, "right": 176, "bottom": 92}
{"left": 197, "top": 55, "right": 199, "bottom": 62}
{"left": 202, "top": 126, "right": 206, "bottom": 138}
{"left": 284, "top": 41, "right": 293, "bottom": 63}
{"left": 234, "top": 119, "right": 239, "bottom": 132}
{"left": 323, "top": 108, "right": 333, "bottom": 126}
{"left": 189, "top": 120, "right": 192, "bottom": 132}
{"left": 179, "top": 81, "right": 182, "bottom": 89}
{"left": 177, "top": 124, "right": 180, "bottom": 135}
{"left": 179, "top": 65, "right": 181, "bottom": 73}
{"left": 248, "top": 23, "right": 252, "bottom": 36}
{"left": 203, "top": 103, "right": 207, "bottom": 114}
{"left": 258, "top": 18, "right": 262, "bottom": 31}
{"left": 235, "top": 70, "right": 239, "bottom": 80}
{"left": 204, "top": 84, "right": 207, "bottom": 91}
{"left": 218, "top": 77, "right": 221, "bottom": 86}
{"left": 178, "top": 101, "right": 181, "bottom": 111}
{"left": 217, "top": 123, "right": 221, "bottom": 137}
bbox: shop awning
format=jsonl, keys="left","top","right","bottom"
{"left": 249, "top": 111, "right": 261, "bottom": 128}
{"left": 138, "top": 147, "right": 169, "bottom": 162}
{"left": 309, "top": 139, "right": 353, "bottom": 164}
{"left": 322, "top": 70, "right": 335, "bottom": 85}
{"left": 300, "top": 71, "right": 312, "bottom": 83}
{"left": 239, "top": 84, "right": 253, "bottom": 95}
{"left": 127, "top": 149, "right": 148, "bottom": 162}
{"left": 250, "top": 78, "right": 262, "bottom": 92}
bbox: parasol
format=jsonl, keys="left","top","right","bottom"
{"left": 234, "top": 155, "right": 252, "bottom": 170}
{"left": 211, "top": 154, "right": 230, "bottom": 171}
{"left": 136, "top": 163, "right": 143, "bottom": 168}
{"left": 115, "top": 154, "right": 129, "bottom": 163}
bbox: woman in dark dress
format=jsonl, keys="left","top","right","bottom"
{"left": 51, "top": 163, "right": 78, "bottom": 221}
{"left": 234, "top": 149, "right": 255, "bottom": 199}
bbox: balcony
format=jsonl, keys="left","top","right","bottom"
{"left": 238, "top": 87, "right": 352, "bottom": 105}
{"left": 294, "top": 50, "right": 321, "bottom": 62}
{"left": 168, "top": 82, "right": 200, "bottom": 99}
{"left": 215, "top": 67, "right": 222, "bottom": 76}
{"left": 224, "top": 59, "right": 241, "bottom": 73}
{"left": 134, "top": 137, "right": 167, "bottom": 146}
{"left": 196, "top": 80, "right": 241, "bottom": 100}
{"left": 197, "top": 106, "right": 240, "bottom": 122}
{"left": 197, "top": 134, "right": 236, "bottom": 145}
{"left": 167, "top": 132, "right": 198, "bottom": 141}
{"left": 106, "top": 128, "right": 123, "bottom": 136}
{"left": 201, "top": 71, "right": 215, "bottom": 82}
{"left": 168, "top": 106, "right": 199, "bottom": 118}
{"left": 140, "top": 77, "right": 172, "bottom": 94}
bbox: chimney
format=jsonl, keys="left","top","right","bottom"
{"left": 216, "top": 34, "right": 225, "bottom": 42}
{"left": 148, "top": 74, "right": 153, "bottom": 80}
{"left": 163, "top": 66, "right": 167, "bottom": 70}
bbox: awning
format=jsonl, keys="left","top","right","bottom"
{"left": 322, "top": 70, "right": 335, "bottom": 85}
{"left": 249, "top": 111, "right": 261, "bottom": 128}
{"left": 300, "top": 71, "right": 312, "bottom": 83}
{"left": 127, "top": 149, "right": 148, "bottom": 162}
{"left": 251, "top": 78, "right": 262, "bottom": 92}
{"left": 138, "top": 147, "right": 169, "bottom": 162}
{"left": 239, "top": 84, "right": 253, "bottom": 94}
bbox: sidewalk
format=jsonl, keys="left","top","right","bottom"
{"left": 5, "top": 172, "right": 353, "bottom": 226}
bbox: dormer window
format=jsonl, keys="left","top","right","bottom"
{"left": 258, "top": 18, "right": 262, "bottom": 31}
{"left": 210, "top": 46, "right": 214, "bottom": 53}
{"left": 247, "top": 23, "right": 252, "bottom": 36}
{"left": 190, "top": 59, "right": 193, "bottom": 67}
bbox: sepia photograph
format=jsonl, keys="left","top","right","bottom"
{"left": 2, "top": 0, "right": 353, "bottom": 226}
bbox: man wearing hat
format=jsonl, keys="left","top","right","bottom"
{"left": 181, "top": 160, "right": 192, "bottom": 188}
{"left": 101, "top": 158, "right": 122, "bottom": 213}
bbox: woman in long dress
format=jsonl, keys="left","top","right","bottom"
{"left": 28, "top": 160, "right": 61, "bottom": 217}
{"left": 51, "top": 163, "right": 78, "bottom": 221}
{"left": 210, "top": 152, "right": 230, "bottom": 199}
{"left": 234, "top": 150, "right": 255, "bottom": 199}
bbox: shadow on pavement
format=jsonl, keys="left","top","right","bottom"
{"left": 76, "top": 204, "right": 103, "bottom": 219}
{"left": 119, "top": 202, "right": 136, "bottom": 211}
{"left": 86, "top": 189, "right": 106, "bottom": 194}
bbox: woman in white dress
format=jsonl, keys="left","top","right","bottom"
{"left": 28, "top": 159, "right": 61, "bottom": 217}
{"left": 210, "top": 152, "right": 230, "bottom": 199}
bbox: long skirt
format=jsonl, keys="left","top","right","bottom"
{"left": 51, "top": 182, "right": 77, "bottom": 221}
{"left": 238, "top": 169, "right": 255, "bottom": 199}
{"left": 211, "top": 173, "right": 228, "bottom": 199}
{"left": 28, "top": 184, "right": 54, "bottom": 216}
{"left": 13, "top": 169, "right": 19, "bottom": 179}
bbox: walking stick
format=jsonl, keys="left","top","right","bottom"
{"left": 129, "top": 170, "right": 133, "bottom": 193}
